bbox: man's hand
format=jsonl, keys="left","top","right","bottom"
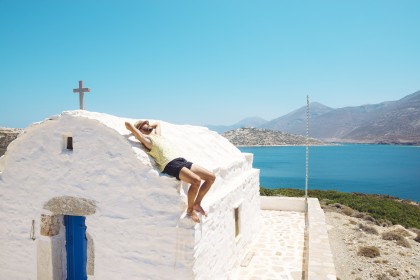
{"left": 149, "top": 121, "right": 161, "bottom": 135}
{"left": 125, "top": 121, "right": 135, "bottom": 132}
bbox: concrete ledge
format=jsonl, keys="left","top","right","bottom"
{"left": 307, "top": 198, "right": 337, "bottom": 280}
{"left": 260, "top": 196, "right": 306, "bottom": 212}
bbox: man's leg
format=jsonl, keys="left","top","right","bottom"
{"left": 179, "top": 167, "right": 202, "bottom": 223}
{"left": 190, "top": 165, "right": 216, "bottom": 216}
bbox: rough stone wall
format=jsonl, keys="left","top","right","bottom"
{"left": 0, "top": 128, "right": 22, "bottom": 156}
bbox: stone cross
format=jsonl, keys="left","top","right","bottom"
{"left": 73, "top": 80, "right": 91, "bottom": 110}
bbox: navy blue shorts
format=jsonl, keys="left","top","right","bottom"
{"left": 163, "top": 158, "right": 193, "bottom": 180}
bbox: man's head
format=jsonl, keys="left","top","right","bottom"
{"left": 134, "top": 120, "right": 153, "bottom": 134}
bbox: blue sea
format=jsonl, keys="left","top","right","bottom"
{"left": 239, "top": 145, "right": 420, "bottom": 202}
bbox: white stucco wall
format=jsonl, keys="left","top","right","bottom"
{"left": 0, "top": 111, "right": 260, "bottom": 279}
{"left": 193, "top": 156, "right": 261, "bottom": 280}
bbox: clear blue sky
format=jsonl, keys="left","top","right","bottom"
{"left": 1, "top": 0, "right": 419, "bottom": 128}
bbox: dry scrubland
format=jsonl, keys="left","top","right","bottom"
{"left": 324, "top": 204, "right": 420, "bottom": 280}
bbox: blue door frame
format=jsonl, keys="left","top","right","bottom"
{"left": 65, "top": 215, "right": 87, "bottom": 280}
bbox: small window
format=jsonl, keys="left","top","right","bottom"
{"left": 66, "top": 137, "right": 73, "bottom": 150}
{"left": 62, "top": 133, "right": 73, "bottom": 152}
{"left": 234, "top": 207, "right": 240, "bottom": 239}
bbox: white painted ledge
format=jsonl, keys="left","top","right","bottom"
{"left": 307, "top": 198, "right": 337, "bottom": 280}
{"left": 260, "top": 195, "right": 306, "bottom": 212}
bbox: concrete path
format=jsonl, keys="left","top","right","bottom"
{"left": 235, "top": 210, "right": 306, "bottom": 280}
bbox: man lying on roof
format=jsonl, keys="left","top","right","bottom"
{"left": 125, "top": 120, "right": 216, "bottom": 223}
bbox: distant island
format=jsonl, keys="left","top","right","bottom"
{"left": 222, "top": 127, "right": 326, "bottom": 146}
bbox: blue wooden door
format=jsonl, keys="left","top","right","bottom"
{"left": 65, "top": 215, "right": 87, "bottom": 280}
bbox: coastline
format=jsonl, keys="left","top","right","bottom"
{"left": 261, "top": 186, "right": 419, "bottom": 206}
{"left": 236, "top": 143, "right": 339, "bottom": 147}
{"left": 236, "top": 142, "right": 419, "bottom": 147}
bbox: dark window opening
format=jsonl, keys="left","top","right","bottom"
{"left": 67, "top": 137, "right": 73, "bottom": 150}
{"left": 235, "top": 207, "right": 240, "bottom": 238}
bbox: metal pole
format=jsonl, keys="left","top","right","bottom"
{"left": 305, "top": 95, "right": 309, "bottom": 199}
{"left": 302, "top": 95, "right": 310, "bottom": 280}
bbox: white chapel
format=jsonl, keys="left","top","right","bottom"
{"left": 0, "top": 110, "right": 261, "bottom": 279}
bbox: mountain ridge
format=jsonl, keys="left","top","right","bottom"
{"left": 206, "top": 116, "right": 268, "bottom": 134}
{"left": 208, "top": 91, "right": 420, "bottom": 145}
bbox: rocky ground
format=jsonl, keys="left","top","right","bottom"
{"left": 324, "top": 206, "right": 420, "bottom": 280}
{"left": 0, "top": 127, "right": 23, "bottom": 156}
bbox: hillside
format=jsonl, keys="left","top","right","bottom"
{"left": 260, "top": 102, "right": 334, "bottom": 135}
{"left": 206, "top": 116, "right": 268, "bottom": 134}
{"left": 222, "top": 127, "right": 325, "bottom": 146}
{"left": 344, "top": 91, "right": 420, "bottom": 144}
{"left": 259, "top": 91, "right": 420, "bottom": 144}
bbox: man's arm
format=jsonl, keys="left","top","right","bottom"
{"left": 125, "top": 122, "right": 153, "bottom": 150}
{"left": 149, "top": 121, "right": 161, "bottom": 136}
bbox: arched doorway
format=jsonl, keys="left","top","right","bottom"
{"left": 38, "top": 196, "right": 96, "bottom": 280}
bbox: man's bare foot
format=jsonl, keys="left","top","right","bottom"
{"left": 187, "top": 209, "right": 200, "bottom": 223}
{"left": 193, "top": 204, "right": 207, "bottom": 217}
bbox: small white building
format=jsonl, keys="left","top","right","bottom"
{"left": 0, "top": 110, "right": 261, "bottom": 280}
